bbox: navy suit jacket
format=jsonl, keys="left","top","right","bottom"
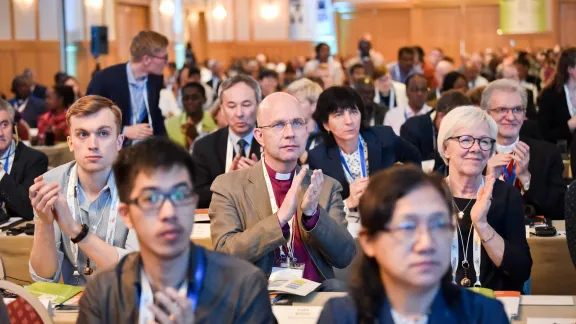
{"left": 400, "top": 113, "right": 445, "bottom": 170}
{"left": 8, "top": 97, "right": 45, "bottom": 128}
{"left": 308, "top": 126, "right": 421, "bottom": 199}
{"left": 86, "top": 63, "right": 166, "bottom": 137}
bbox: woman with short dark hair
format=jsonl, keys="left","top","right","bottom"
{"left": 308, "top": 86, "right": 421, "bottom": 219}
{"left": 317, "top": 165, "right": 508, "bottom": 323}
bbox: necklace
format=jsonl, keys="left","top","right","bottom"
{"left": 452, "top": 199, "right": 474, "bottom": 220}
{"left": 456, "top": 222, "right": 474, "bottom": 287}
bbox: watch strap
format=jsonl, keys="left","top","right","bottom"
{"left": 71, "top": 224, "right": 89, "bottom": 244}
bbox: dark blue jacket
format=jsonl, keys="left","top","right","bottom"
{"left": 86, "top": 63, "right": 166, "bottom": 137}
{"left": 8, "top": 97, "right": 45, "bottom": 128}
{"left": 317, "top": 288, "right": 509, "bottom": 324}
{"left": 308, "top": 126, "right": 421, "bottom": 199}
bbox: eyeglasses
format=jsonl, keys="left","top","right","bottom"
{"left": 488, "top": 106, "right": 525, "bottom": 117}
{"left": 258, "top": 118, "right": 308, "bottom": 133}
{"left": 149, "top": 54, "right": 169, "bottom": 62}
{"left": 383, "top": 218, "right": 454, "bottom": 242}
{"left": 127, "top": 187, "right": 197, "bottom": 212}
{"left": 447, "top": 135, "right": 495, "bottom": 151}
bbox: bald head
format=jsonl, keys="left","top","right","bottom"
{"left": 257, "top": 92, "right": 302, "bottom": 126}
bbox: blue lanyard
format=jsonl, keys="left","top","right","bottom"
{"left": 502, "top": 163, "right": 516, "bottom": 184}
{"left": 188, "top": 247, "right": 205, "bottom": 312}
{"left": 3, "top": 145, "right": 10, "bottom": 174}
{"left": 339, "top": 138, "right": 367, "bottom": 181}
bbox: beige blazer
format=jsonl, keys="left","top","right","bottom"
{"left": 209, "top": 161, "right": 356, "bottom": 280}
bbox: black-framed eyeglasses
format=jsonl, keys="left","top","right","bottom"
{"left": 127, "top": 187, "right": 197, "bottom": 211}
{"left": 447, "top": 135, "right": 495, "bottom": 151}
{"left": 258, "top": 118, "right": 308, "bottom": 133}
{"left": 383, "top": 218, "right": 454, "bottom": 242}
{"left": 488, "top": 106, "right": 525, "bottom": 116}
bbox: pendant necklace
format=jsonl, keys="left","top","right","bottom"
{"left": 453, "top": 198, "right": 474, "bottom": 220}
{"left": 456, "top": 222, "right": 474, "bottom": 287}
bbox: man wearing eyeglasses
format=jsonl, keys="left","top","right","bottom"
{"left": 209, "top": 92, "right": 355, "bottom": 290}
{"left": 384, "top": 74, "right": 432, "bottom": 135}
{"left": 482, "top": 79, "right": 566, "bottom": 219}
{"left": 87, "top": 31, "right": 168, "bottom": 145}
{"left": 77, "top": 137, "right": 275, "bottom": 324}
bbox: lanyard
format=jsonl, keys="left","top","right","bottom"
{"left": 339, "top": 137, "right": 367, "bottom": 184}
{"left": 130, "top": 81, "right": 152, "bottom": 130}
{"left": 394, "top": 65, "right": 401, "bottom": 82}
{"left": 66, "top": 163, "right": 119, "bottom": 269}
{"left": 447, "top": 176, "right": 484, "bottom": 287}
{"left": 502, "top": 160, "right": 517, "bottom": 185}
{"left": 2, "top": 142, "right": 12, "bottom": 174}
{"left": 13, "top": 99, "right": 29, "bottom": 113}
{"left": 564, "top": 84, "right": 576, "bottom": 117}
{"left": 261, "top": 157, "right": 297, "bottom": 263}
{"left": 138, "top": 248, "right": 205, "bottom": 324}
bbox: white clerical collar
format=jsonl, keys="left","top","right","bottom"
{"left": 496, "top": 137, "right": 519, "bottom": 153}
{"left": 228, "top": 129, "right": 254, "bottom": 147}
{"left": 264, "top": 160, "right": 294, "bottom": 180}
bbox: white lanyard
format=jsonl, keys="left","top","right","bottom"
{"left": 389, "top": 87, "right": 395, "bottom": 109}
{"left": 66, "top": 163, "right": 119, "bottom": 269}
{"left": 447, "top": 176, "right": 483, "bottom": 287}
{"left": 564, "top": 84, "right": 576, "bottom": 117}
{"left": 138, "top": 270, "right": 187, "bottom": 324}
{"left": 394, "top": 65, "right": 401, "bottom": 82}
{"left": 131, "top": 82, "right": 152, "bottom": 130}
{"left": 14, "top": 99, "right": 28, "bottom": 113}
{"left": 261, "top": 157, "right": 296, "bottom": 262}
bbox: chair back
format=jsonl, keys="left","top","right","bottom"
{"left": 565, "top": 180, "right": 576, "bottom": 267}
{"left": 0, "top": 280, "right": 54, "bottom": 324}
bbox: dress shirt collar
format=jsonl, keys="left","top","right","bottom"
{"left": 264, "top": 160, "right": 294, "bottom": 181}
{"left": 75, "top": 167, "right": 116, "bottom": 210}
{"left": 495, "top": 137, "right": 519, "bottom": 154}
{"left": 228, "top": 128, "right": 254, "bottom": 150}
{"left": 126, "top": 62, "right": 147, "bottom": 86}
{"left": 405, "top": 103, "right": 432, "bottom": 118}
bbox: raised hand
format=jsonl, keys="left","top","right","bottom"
{"left": 29, "top": 176, "right": 60, "bottom": 224}
{"left": 277, "top": 168, "right": 307, "bottom": 226}
{"left": 301, "top": 170, "right": 324, "bottom": 215}
{"left": 345, "top": 177, "right": 369, "bottom": 209}
{"left": 512, "top": 141, "right": 531, "bottom": 184}
{"left": 470, "top": 175, "right": 495, "bottom": 227}
{"left": 486, "top": 153, "right": 512, "bottom": 179}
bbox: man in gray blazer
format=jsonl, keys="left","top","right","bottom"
{"left": 209, "top": 92, "right": 356, "bottom": 289}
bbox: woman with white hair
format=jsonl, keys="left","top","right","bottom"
{"left": 438, "top": 105, "right": 531, "bottom": 292}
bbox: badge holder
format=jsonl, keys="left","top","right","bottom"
{"left": 270, "top": 250, "right": 305, "bottom": 281}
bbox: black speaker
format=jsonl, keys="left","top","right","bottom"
{"left": 90, "top": 26, "right": 109, "bottom": 56}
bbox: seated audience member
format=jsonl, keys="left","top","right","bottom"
{"left": 78, "top": 138, "right": 275, "bottom": 324}
{"left": 401, "top": 90, "right": 472, "bottom": 173}
{"left": 62, "top": 76, "right": 84, "bottom": 100}
{"left": 345, "top": 39, "right": 385, "bottom": 76}
{"left": 37, "top": 85, "right": 75, "bottom": 144}
{"left": 209, "top": 92, "right": 356, "bottom": 287}
{"left": 389, "top": 47, "right": 422, "bottom": 84}
{"left": 427, "top": 60, "right": 455, "bottom": 102}
{"left": 538, "top": 47, "right": 576, "bottom": 146}
{"left": 442, "top": 71, "right": 469, "bottom": 94}
{"left": 439, "top": 105, "right": 531, "bottom": 291}
{"left": 351, "top": 77, "right": 388, "bottom": 126}
{"left": 384, "top": 74, "right": 433, "bottom": 135}
{"left": 259, "top": 69, "right": 280, "bottom": 98}
{"left": 373, "top": 67, "right": 408, "bottom": 110}
{"left": 8, "top": 75, "right": 46, "bottom": 128}
{"left": 308, "top": 86, "right": 421, "bottom": 219}
{"left": 29, "top": 96, "right": 134, "bottom": 286}
{"left": 500, "top": 64, "right": 538, "bottom": 120}
{"left": 303, "top": 43, "right": 344, "bottom": 87}
{"left": 165, "top": 82, "right": 217, "bottom": 150}
{"left": 285, "top": 78, "right": 324, "bottom": 164}
{"left": 566, "top": 181, "right": 576, "bottom": 267}
{"left": 482, "top": 79, "right": 566, "bottom": 220}
{"left": 415, "top": 46, "right": 437, "bottom": 89}
{"left": 210, "top": 98, "right": 228, "bottom": 129}
{"left": 0, "top": 100, "right": 48, "bottom": 220}
{"left": 464, "top": 58, "right": 489, "bottom": 89}
{"left": 23, "top": 68, "right": 47, "bottom": 100}
{"left": 317, "top": 165, "right": 508, "bottom": 323}
{"left": 178, "top": 65, "right": 214, "bottom": 110}
{"left": 467, "top": 85, "right": 485, "bottom": 106}
{"left": 348, "top": 64, "right": 366, "bottom": 81}
{"left": 192, "top": 75, "right": 262, "bottom": 208}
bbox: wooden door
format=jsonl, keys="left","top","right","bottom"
{"left": 116, "top": 4, "right": 150, "bottom": 63}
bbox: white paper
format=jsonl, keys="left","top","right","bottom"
{"left": 272, "top": 306, "right": 323, "bottom": 324}
{"left": 268, "top": 278, "right": 320, "bottom": 296}
{"left": 527, "top": 318, "right": 576, "bottom": 324}
{"left": 497, "top": 296, "right": 520, "bottom": 320}
{"left": 348, "top": 222, "right": 361, "bottom": 238}
{"left": 422, "top": 160, "right": 435, "bottom": 173}
{"left": 521, "top": 296, "right": 574, "bottom": 306}
{"left": 194, "top": 213, "right": 210, "bottom": 223}
{"left": 190, "top": 224, "right": 211, "bottom": 238}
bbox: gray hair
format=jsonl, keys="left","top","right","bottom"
{"left": 218, "top": 74, "right": 262, "bottom": 104}
{"left": 0, "top": 100, "right": 15, "bottom": 123}
{"left": 285, "top": 78, "right": 322, "bottom": 104}
{"left": 437, "top": 105, "right": 498, "bottom": 164}
{"left": 480, "top": 79, "right": 527, "bottom": 111}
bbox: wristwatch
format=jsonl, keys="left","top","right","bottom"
{"left": 71, "top": 224, "right": 89, "bottom": 244}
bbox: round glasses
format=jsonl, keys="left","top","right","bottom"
{"left": 447, "top": 135, "right": 495, "bottom": 151}
{"left": 258, "top": 118, "right": 308, "bottom": 133}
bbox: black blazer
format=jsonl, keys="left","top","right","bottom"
{"left": 455, "top": 180, "right": 532, "bottom": 292}
{"left": 308, "top": 126, "right": 422, "bottom": 200}
{"left": 86, "top": 63, "right": 166, "bottom": 137}
{"left": 565, "top": 181, "right": 576, "bottom": 268}
{"left": 525, "top": 89, "right": 538, "bottom": 121}
{"left": 32, "top": 84, "right": 47, "bottom": 99}
{"left": 0, "top": 142, "right": 48, "bottom": 220}
{"left": 538, "top": 86, "right": 572, "bottom": 145}
{"left": 400, "top": 114, "right": 446, "bottom": 172}
{"left": 191, "top": 127, "right": 262, "bottom": 208}
{"left": 521, "top": 137, "right": 567, "bottom": 219}
{"left": 8, "top": 97, "right": 46, "bottom": 128}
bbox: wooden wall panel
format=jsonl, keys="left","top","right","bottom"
{"left": 206, "top": 41, "right": 315, "bottom": 65}
{"left": 116, "top": 4, "right": 150, "bottom": 63}
{"left": 419, "top": 7, "right": 462, "bottom": 61}
{"left": 337, "top": 9, "right": 411, "bottom": 63}
{"left": 560, "top": 2, "right": 576, "bottom": 47}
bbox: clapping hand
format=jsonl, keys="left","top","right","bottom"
{"left": 470, "top": 175, "right": 495, "bottom": 227}
{"left": 148, "top": 287, "right": 195, "bottom": 324}
{"left": 277, "top": 168, "right": 307, "bottom": 226}
{"left": 228, "top": 151, "right": 259, "bottom": 172}
{"left": 301, "top": 170, "right": 324, "bottom": 215}
{"left": 511, "top": 141, "right": 531, "bottom": 184}
{"left": 29, "top": 176, "right": 60, "bottom": 224}
{"left": 345, "top": 177, "right": 369, "bottom": 209}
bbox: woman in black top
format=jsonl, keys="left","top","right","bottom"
{"left": 308, "top": 86, "right": 421, "bottom": 214}
{"left": 317, "top": 165, "right": 508, "bottom": 323}
{"left": 538, "top": 47, "right": 576, "bottom": 145}
{"left": 438, "top": 105, "right": 532, "bottom": 292}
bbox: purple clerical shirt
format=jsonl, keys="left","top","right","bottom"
{"left": 265, "top": 162, "right": 322, "bottom": 283}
